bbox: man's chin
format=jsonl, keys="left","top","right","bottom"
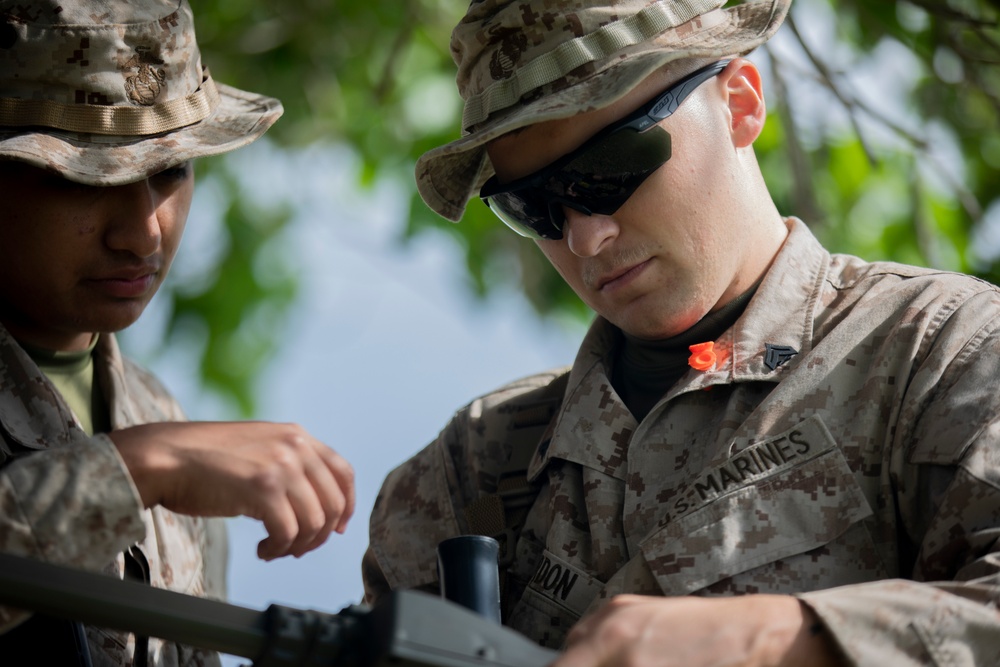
{"left": 85, "top": 302, "right": 152, "bottom": 335}
{"left": 615, "top": 311, "right": 704, "bottom": 341}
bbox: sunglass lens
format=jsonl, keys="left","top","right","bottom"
{"left": 480, "top": 126, "right": 671, "bottom": 239}
{"left": 485, "top": 190, "right": 563, "bottom": 240}
{"left": 553, "top": 127, "right": 671, "bottom": 214}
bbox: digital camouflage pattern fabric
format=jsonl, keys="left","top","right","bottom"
{"left": 0, "top": 0, "right": 282, "bottom": 186}
{"left": 0, "top": 326, "right": 227, "bottom": 667}
{"left": 365, "top": 219, "right": 1000, "bottom": 665}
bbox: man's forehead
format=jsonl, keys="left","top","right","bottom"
{"left": 0, "top": 159, "right": 95, "bottom": 192}
{"left": 0, "top": 156, "right": 190, "bottom": 186}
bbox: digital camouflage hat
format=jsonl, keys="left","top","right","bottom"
{"left": 416, "top": 0, "right": 791, "bottom": 222}
{"left": 0, "top": 0, "right": 282, "bottom": 185}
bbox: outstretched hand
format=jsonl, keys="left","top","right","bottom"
{"left": 110, "top": 421, "right": 355, "bottom": 560}
{"left": 550, "top": 594, "right": 844, "bottom": 667}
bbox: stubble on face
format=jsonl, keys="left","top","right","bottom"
{"left": 580, "top": 241, "right": 656, "bottom": 291}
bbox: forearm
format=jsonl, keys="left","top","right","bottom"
{"left": 552, "top": 593, "right": 847, "bottom": 667}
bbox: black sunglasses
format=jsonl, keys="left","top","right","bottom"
{"left": 480, "top": 60, "right": 731, "bottom": 240}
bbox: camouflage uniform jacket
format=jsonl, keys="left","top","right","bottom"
{"left": 0, "top": 325, "right": 226, "bottom": 667}
{"left": 364, "top": 218, "right": 1000, "bottom": 665}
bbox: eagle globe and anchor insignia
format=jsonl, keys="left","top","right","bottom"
{"left": 122, "top": 46, "right": 166, "bottom": 106}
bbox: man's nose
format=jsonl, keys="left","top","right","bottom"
{"left": 104, "top": 178, "right": 162, "bottom": 258}
{"left": 562, "top": 205, "right": 619, "bottom": 257}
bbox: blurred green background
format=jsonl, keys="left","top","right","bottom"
{"left": 147, "top": 0, "right": 1000, "bottom": 413}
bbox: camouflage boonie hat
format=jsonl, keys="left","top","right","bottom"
{"left": 416, "top": 0, "right": 791, "bottom": 222}
{"left": 0, "top": 0, "right": 282, "bottom": 186}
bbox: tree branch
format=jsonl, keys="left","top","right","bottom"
{"left": 910, "top": 165, "right": 947, "bottom": 269}
{"left": 764, "top": 45, "right": 826, "bottom": 228}
{"left": 904, "top": 0, "right": 997, "bottom": 27}
{"left": 786, "top": 13, "right": 879, "bottom": 165}
{"left": 780, "top": 6, "right": 987, "bottom": 224}
{"left": 374, "top": 7, "right": 419, "bottom": 103}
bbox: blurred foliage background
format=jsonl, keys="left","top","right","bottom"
{"left": 148, "top": 0, "right": 999, "bottom": 414}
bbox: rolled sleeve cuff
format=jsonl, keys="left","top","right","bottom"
{"left": 798, "top": 579, "right": 1000, "bottom": 666}
{"left": 3, "top": 433, "right": 146, "bottom": 568}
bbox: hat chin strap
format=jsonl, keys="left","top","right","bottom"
{"left": 0, "top": 68, "right": 221, "bottom": 137}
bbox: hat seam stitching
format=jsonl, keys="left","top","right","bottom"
{"left": 462, "top": 0, "right": 722, "bottom": 129}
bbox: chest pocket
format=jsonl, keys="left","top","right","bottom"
{"left": 639, "top": 416, "right": 882, "bottom": 596}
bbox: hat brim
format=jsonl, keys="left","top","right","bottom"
{"left": 0, "top": 82, "right": 282, "bottom": 186}
{"left": 416, "top": 0, "right": 790, "bottom": 222}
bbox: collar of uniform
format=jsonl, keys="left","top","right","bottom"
{"left": 93, "top": 332, "right": 142, "bottom": 430}
{"left": 528, "top": 318, "right": 635, "bottom": 482}
{"left": 0, "top": 324, "right": 80, "bottom": 449}
{"left": 723, "top": 217, "right": 829, "bottom": 383}
{"left": 650, "top": 217, "right": 827, "bottom": 393}
{"left": 0, "top": 325, "right": 138, "bottom": 447}
{"left": 527, "top": 218, "right": 830, "bottom": 479}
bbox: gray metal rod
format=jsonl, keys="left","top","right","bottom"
{"left": 0, "top": 552, "right": 560, "bottom": 667}
{"left": 0, "top": 551, "right": 267, "bottom": 658}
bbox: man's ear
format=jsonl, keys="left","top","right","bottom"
{"left": 720, "top": 59, "right": 766, "bottom": 148}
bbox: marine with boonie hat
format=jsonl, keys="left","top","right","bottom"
{"left": 416, "top": 0, "right": 789, "bottom": 221}
{"left": 366, "top": 0, "right": 1000, "bottom": 664}
{"left": 0, "top": 2, "right": 354, "bottom": 665}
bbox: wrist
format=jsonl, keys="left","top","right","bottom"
{"left": 736, "top": 595, "right": 844, "bottom": 667}
{"left": 772, "top": 598, "right": 844, "bottom": 667}
{"left": 109, "top": 424, "right": 175, "bottom": 509}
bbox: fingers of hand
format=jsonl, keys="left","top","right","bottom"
{"left": 290, "top": 435, "right": 355, "bottom": 554}
{"left": 556, "top": 596, "right": 798, "bottom": 667}
{"left": 317, "top": 445, "right": 355, "bottom": 533}
{"left": 564, "top": 595, "right": 645, "bottom": 647}
{"left": 252, "top": 427, "right": 354, "bottom": 559}
{"left": 293, "top": 451, "right": 346, "bottom": 556}
{"left": 256, "top": 500, "right": 299, "bottom": 561}
{"left": 553, "top": 628, "right": 626, "bottom": 667}
{"left": 555, "top": 596, "right": 670, "bottom": 667}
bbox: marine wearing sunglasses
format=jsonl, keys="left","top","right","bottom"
{"left": 480, "top": 60, "right": 731, "bottom": 240}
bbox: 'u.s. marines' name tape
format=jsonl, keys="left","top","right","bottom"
{"left": 526, "top": 550, "right": 603, "bottom": 618}
{"left": 526, "top": 417, "right": 837, "bottom": 614}
{"left": 671, "top": 415, "right": 836, "bottom": 519}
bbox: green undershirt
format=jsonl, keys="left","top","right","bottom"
{"left": 19, "top": 336, "right": 110, "bottom": 436}
{"left": 611, "top": 284, "right": 759, "bottom": 422}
